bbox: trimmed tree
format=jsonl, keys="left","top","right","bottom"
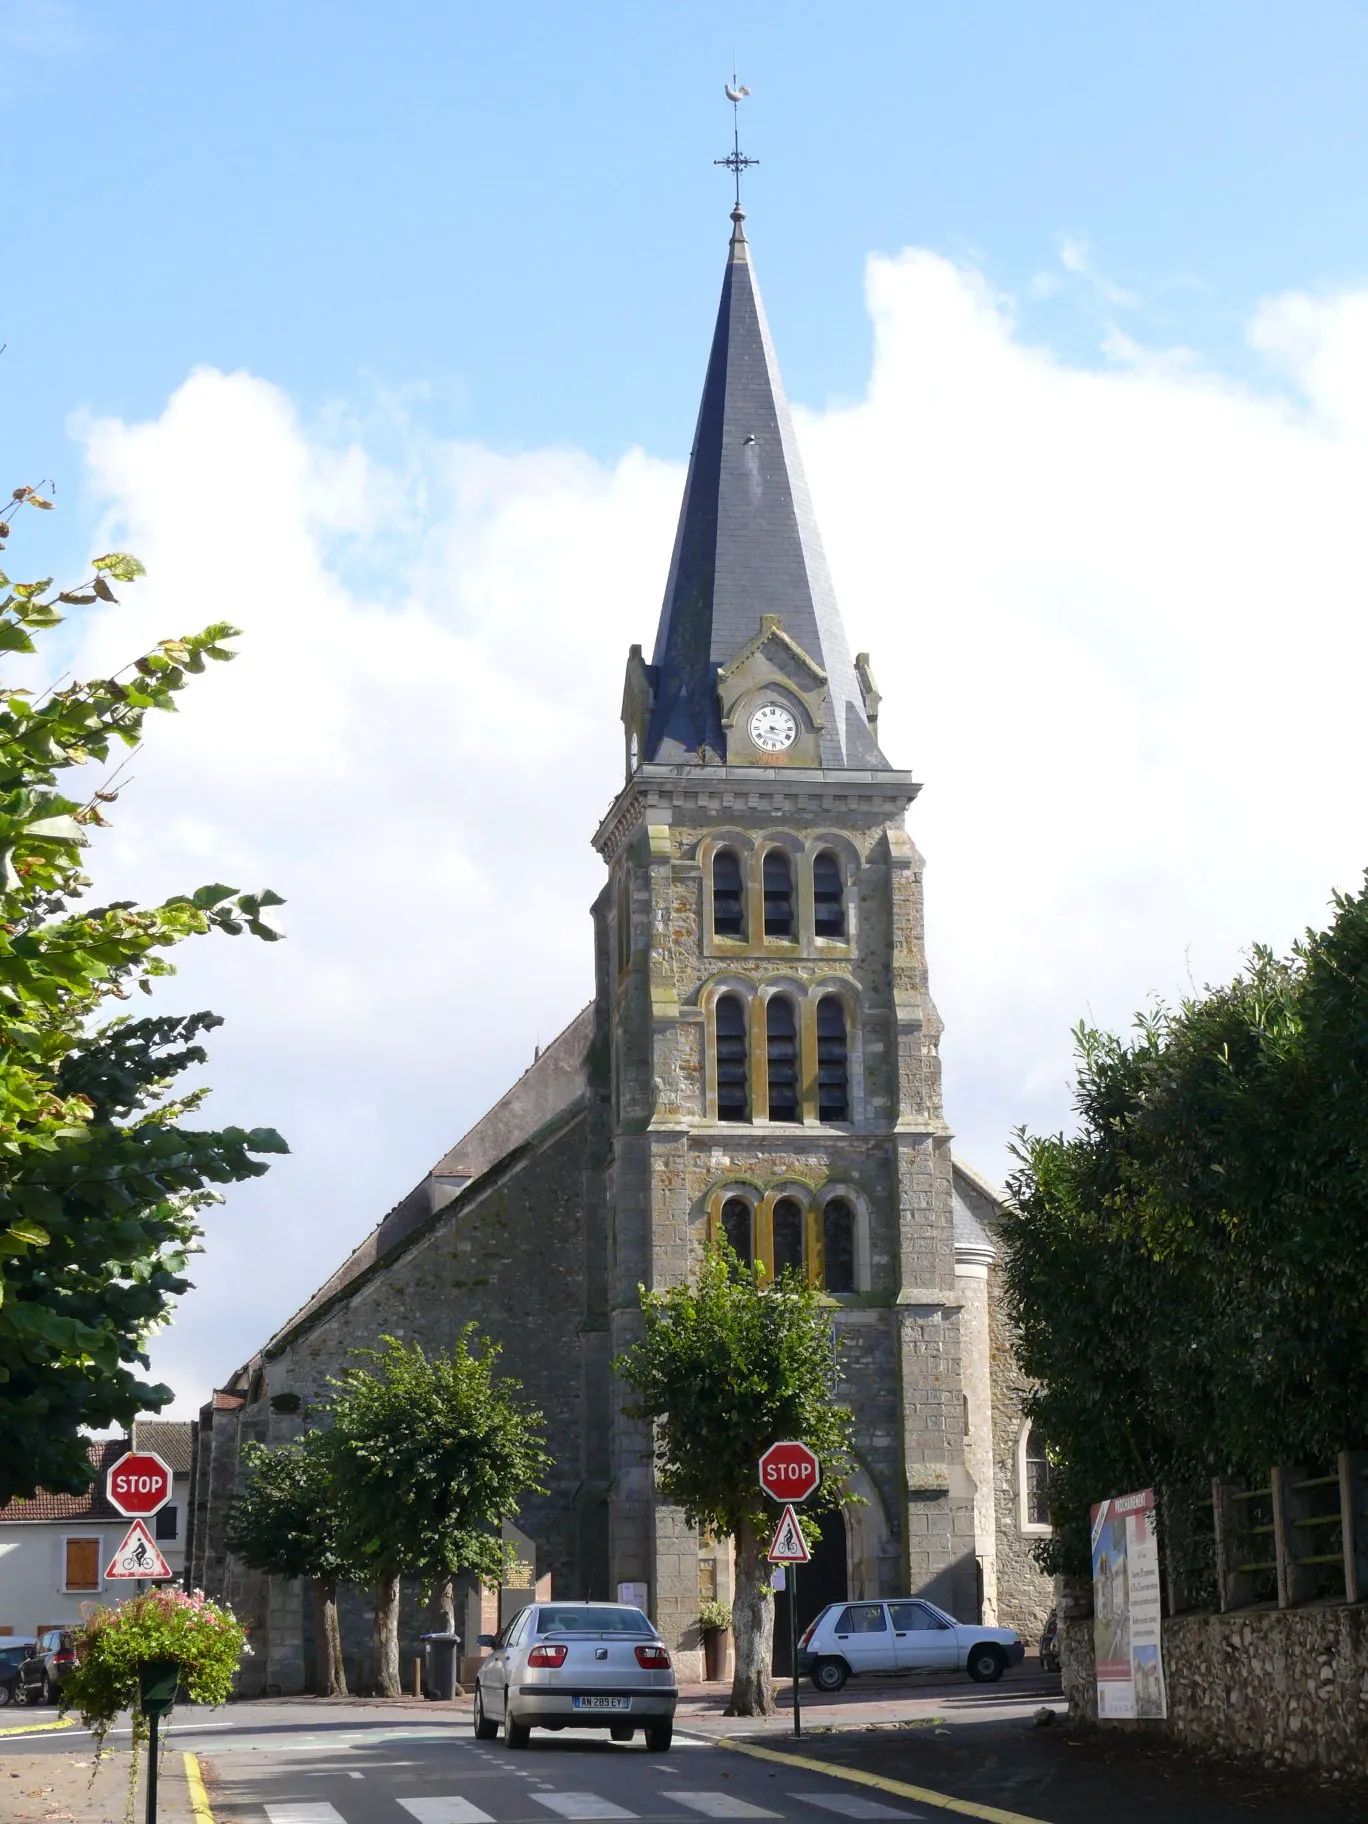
{"left": 0, "top": 488, "right": 286, "bottom": 1501}
{"left": 1003, "top": 875, "right": 1368, "bottom": 1574}
{"left": 226, "top": 1436, "right": 352, "bottom": 1696}
{"left": 614, "top": 1245, "right": 856, "bottom": 1717}
{"left": 326, "top": 1331, "right": 551, "bottom": 1696}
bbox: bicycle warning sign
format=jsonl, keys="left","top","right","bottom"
{"left": 106, "top": 1519, "right": 173, "bottom": 1581}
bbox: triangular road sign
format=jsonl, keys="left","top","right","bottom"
{"left": 767, "top": 1503, "right": 811, "bottom": 1564}
{"left": 105, "top": 1519, "right": 173, "bottom": 1581}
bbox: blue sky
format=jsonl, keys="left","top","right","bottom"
{"left": 8, "top": 0, "right": 1368, "bottom": 487}
{"left": 10, "top": 2, "right": 1368, "bottom": 1405}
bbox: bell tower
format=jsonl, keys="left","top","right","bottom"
{"left": 592, "top": 206, "right": 978, "bottom": 1668}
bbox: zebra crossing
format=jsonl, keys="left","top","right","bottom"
{"left": 262, "top": 1786, "right": 923, "bottom": 1822}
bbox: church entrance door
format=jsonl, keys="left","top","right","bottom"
{"left": 771, "top": 1508, "right": 849, "bottom": 1678}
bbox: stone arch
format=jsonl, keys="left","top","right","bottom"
{"left": 841, "top": 1458, "right": 893, "bottom": 1600}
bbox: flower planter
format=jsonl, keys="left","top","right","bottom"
{"left": 138, "top": 1659, "right": 182, "bottom": 1719}
{"left": 702, "top": 1626, "right": 732, "bottom": 1683}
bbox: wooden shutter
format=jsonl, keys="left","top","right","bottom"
{"left": 65, "top": 1538, "right": 100, "bottom": 1591}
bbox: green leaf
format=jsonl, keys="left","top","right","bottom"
{"left": 91, "top": 553, "right": 146, "bottom": 583}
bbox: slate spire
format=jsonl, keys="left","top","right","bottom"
{"left": 645, "top": 207, "right": 885, "bottom": 769}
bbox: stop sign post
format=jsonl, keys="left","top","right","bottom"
{"left": 759, "top": 1440, "right": 820, "bottom": 1505}
{"left": 758, "top": 1441, "right": 819, "bottom": 1744}
{"left": 106, "top": 1450, "right": 172, "bottom": 1519}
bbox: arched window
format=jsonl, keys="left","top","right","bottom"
{"left": 772, "top": 1197, "right": 805, "bottom": 1280}
{"left": 823, "top": 1198, "right": 856, "bottom": 1293}
{"left": 715, "top": 994, "right": 750, "bottom": 1122}
{"left": 712, "top": 848, "right": 746, "bottom": 939}
{"left": 816, "top": 995, "right": 849, "bottom": 1122}
{"left": 762, "top": 850, "right": 795, "bottom": 939}
{"left": 766, "top": 997, "right": 799, "bottom": 1121}
{"left": 1024, "top": 1426, "right": 1050, "bottom": 1527}
{"left": 813, "top": 849, "right": 846, "bottom": 938}
{"left": 721, "top": 1196, "right": 753, "bottom": 1268}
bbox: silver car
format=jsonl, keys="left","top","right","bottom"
{"left": 473, "top": 1601, "right": 678, "bottom": 1750}
{"left": 797, "top": 1598, "right": 1025, "bottom": 1690}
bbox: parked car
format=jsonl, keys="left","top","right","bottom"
{"left": 1039, "top": 1608, "right": 1060, "bottom": 1674}
{"left": 17, "top": 1627, "right": 78, "bottom": 1704}
{"left": 473, "top": 1601, "right": 677, "bottom": 1750}
{"left": 797, "top": 1598, "right": 1025, "bottom": 1691}
{"left": 0, "top": 1640, "right": 37, "bottom": 1707}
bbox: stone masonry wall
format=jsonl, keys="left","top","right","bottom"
{"left": 987, "top": 1262, "right": 1053, "bottom": 1637}
{"left": 1062, "top": 1606, "right": 1368, "bottom": 1778}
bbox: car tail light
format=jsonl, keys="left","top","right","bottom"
{"left": 527, "top": 1644, "right": 567, "bottom": 1668}
{"left": 52, "top": 1651, "right": 75, "bottom": 1666}
{"left": 635, "top": 1643, "right": 671, "bottom": 1669}
{"left": 797, "top": 1621, "right": 818, "bottom": 1650}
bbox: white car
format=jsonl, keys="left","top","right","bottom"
{"left": 473, "top": 1601, "right": 678, "bottom": 1749}
{"left": 797, "top": 1598, "right": 1025, "bottom": 1690}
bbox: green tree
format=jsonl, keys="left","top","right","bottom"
{"left": 614, "top": 1246, "right": 856, "bottom": 1717}
{"left": 227, "top": 1436, "right": 353, "bottom": 1696}
{"left": 0, "top": 487, "right": 287, "bottom": 1501}
{"left": 326, "top": 1331, "right": 551, "bottom": 1696}
{"left": 1004, "top": 877, "right": 1368, "bottom": 1575}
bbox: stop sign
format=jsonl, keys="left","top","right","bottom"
{"left": 106, "top": 1450, "right": 172, "bottom": 1518}
{"left": 759, "top": 1440, "right": 820, "bottom": 1504}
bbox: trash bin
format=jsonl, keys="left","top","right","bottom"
{"left": 419, "top": 1631, "right": 461, "bottom": 1701}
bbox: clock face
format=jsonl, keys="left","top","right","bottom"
{"left": 748, "top": 703, "right": 798, "bottom": 753}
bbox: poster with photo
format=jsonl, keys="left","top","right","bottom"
{"left": 1090, "top": 1486, "right": 1167, "bottom": 1719}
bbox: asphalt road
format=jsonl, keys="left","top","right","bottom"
{"left": 0, "top": 1707, "right": 946, "bottom": 1822}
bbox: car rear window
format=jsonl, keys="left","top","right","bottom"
{"left": 0, "top": 1648, "right": 27, "bottom": 1668}
{"left": 536, "top": 1606, "right": 653, "bottom": 1635}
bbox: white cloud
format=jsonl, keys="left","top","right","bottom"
{"left": 63, "top": 251, "right": 1368, "bottom": 1411}
{"left": 1059, "top": 236, "right": 1141, "bottom": 309}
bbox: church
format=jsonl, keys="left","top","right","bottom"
{"left": 188, "top": 202, "right": 1052, "bottom": 1691}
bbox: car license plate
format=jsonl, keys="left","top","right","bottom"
{"left": 572, "top": 1696, "right": 630, "bottom": 1711}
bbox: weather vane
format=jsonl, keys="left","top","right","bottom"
{"left": 715, "top": 71, "right": 758, "bottom": 209}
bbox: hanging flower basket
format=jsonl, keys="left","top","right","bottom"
{"left": 62, "top": 1588, "right": 249, "bottom": 1750}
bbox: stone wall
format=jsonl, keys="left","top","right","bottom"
{"left": 1062, "top": 1606, "right": 1368, "bottom": 1778}
{"left": 986, "top": 1262, "right": 1053, "bottom": 1636}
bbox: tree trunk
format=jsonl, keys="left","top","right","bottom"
{"left": 726, "top": 1519, "right": 775, "bottom": 1716}
{"left": 311, "top": 1579, "right": 348, "bottom": 1697}
{"left": 373, "top": 1573, "right": 401, "bottom": 1696}
{"left": 429, "top": 1573, "right": 456, "bottom": 1635}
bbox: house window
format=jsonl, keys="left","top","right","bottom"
{"left": 766, "top": 998, "right": 799, "bottom": 1121}
{"left": 823, "top": 1199, "right": 856, "bottom": 1294}
{"left": 772, "top": 1197, "right": 805, "bottom": 1280}
{"left": 64, "top": 1538, "right": 100, "bottom": 1592}
{"left": 155, "top": 1505, "right": 179, "bottom": 1543}
{"left": 721, "top": 1196, "right": 753, "bottom": 1268}
{"left": 813, "top": 850, "right": 845, "bottom": 938}
{"left": 1024, "top": 1426, "right": 1050, "bottom": 1528}
{"left": 816, "top": 996, "right": 849, "bottom": 1122}
{"left": 712, "top": 848, "right": 746, "bottom": 939}
{"left": 715, "top": 994, "right": 750, "bottom": 1122}
{"left": 762, "top": 850, "right": 795, "bottom": 938}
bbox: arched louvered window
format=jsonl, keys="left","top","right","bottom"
{"left": 823, "top": 1198, "right": 856, "bottom": 1293}
{"left": 813, "top": 849, "right": 846, "bottom": 938}
{"left": 712, "top": 848, "right": 746, "bottom": 939}
{"left": 763, "top": 850, "right": 795, "bottom": 938}
{"left": 766, "top": 997, "right": 799, "bottom": 1122}
{"left": 772, "top": 1196, "right": 805, "bottom": 1280}
{"left": 1024, "top": 1426, "right": 1050, "bottom": 1527}
{"left": 816, "top": 995, "right": 849, "bottom": 1122}
{"left": 721, "top": 1196, "right": 753, "bottom": 1269}
{"left": 715, "top": 994, "right": 750, "bottom": 1123}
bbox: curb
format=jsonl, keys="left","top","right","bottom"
{"left": 718, "top": 1735, "right": 1053, "bottom": 1824}
{"left": 184, "top": 1752, "right": 214, "bottom": 1824}
{"left": 0, "top": 1717, "right": 77, "bottom": 1736}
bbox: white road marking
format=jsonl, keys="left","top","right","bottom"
{"left": 532, "top": 1796, "right": 639, "bottom": 1820}
{"left": 398, "top": 1801, "right": 495, "bottom": 1824}
{"left": 787, "top": 1796, "right": 923, "bottom": 1819}
{"left": 661, "top": 1793, "right": 781, "bottom": 1818}
{"left": 265, "top": 1807, "right": 348, "bottom": 1824}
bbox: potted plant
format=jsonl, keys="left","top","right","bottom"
{"left": 62, "top": 1588, "right": 248, "bottom": 1821}
{"left": 698, "top": 1598, "right": 732, "bottom": 1682}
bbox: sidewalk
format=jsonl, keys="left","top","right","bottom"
{"left": 0, "top": 1751, "right": 196, "bottom": 1824}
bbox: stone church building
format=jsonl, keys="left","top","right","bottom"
{"left": 189, "top": 206, "right": 1052, "bottom": 1691}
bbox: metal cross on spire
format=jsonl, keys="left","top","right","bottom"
{"left": 714, "top": 72, "right": 758, "bottom": 208}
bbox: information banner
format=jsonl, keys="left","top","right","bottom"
{"left": 1090, "top": 1486, "right": 1166, "bottom": 1719}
